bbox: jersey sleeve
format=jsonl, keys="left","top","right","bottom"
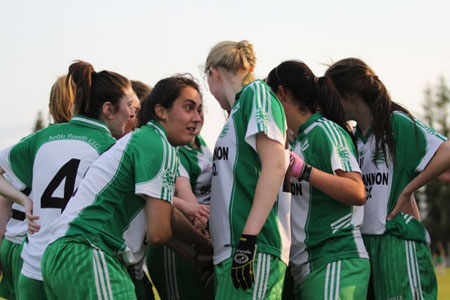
{"left": 0, "top": 134, "right": 36, "bottom": 188}
{"left": 177, "top": 148, "right": 191, "bottom": 179}
{"left": 392, "top": 112, "right": 447, "bottom": 173}
{"left": 317, "top": 121, "right": 361, "bottom": 174}
{"left": 242, "top": 81, "right": 287, "bottom": 152}
{"left": 133, "top": 135, "right": 178, "bottom": 203}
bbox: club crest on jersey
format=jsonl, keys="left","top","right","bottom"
{"left": 219, "top": 124, "right": 229, "bottom": 138}
{"left": 162, "top": 169, "right": 176, "bottom": 192}
{"left": 371, "top": 151, "right": 386, "bottom": 165}
{"left": 336, "top": 145, "right": 350, "bottom": 164}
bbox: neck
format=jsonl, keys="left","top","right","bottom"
{"left": 290, "top": 110, "right": 313, "bottom": 136}
{"left": 223, "top": 72, "right": 246, "bottom": 109}
{"left": 354, "top": 104, "right": 373, "bottom": 135}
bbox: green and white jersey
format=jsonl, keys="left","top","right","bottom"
{"left": 210, "top": 79, "right": 291, "bottom": 265}
{"left": 358, "top": 111, "right": 447, "bottom": 239}
{"left": 48, "top": 120, "right": 178, "bottom": 264}
{"left": 0, "top": 116, "right": 115, "bottom": 280}
{"left": 178, "top": 134, "right": 213, "bottom": 205}
{"left": 289, "top": 113, "right": 368, "bottom": 284}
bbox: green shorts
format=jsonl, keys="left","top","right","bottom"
{"left": 214, "top": 253, "right": 286, "bottom": 300}
{"left": 18, "top": 274, "right": 47, "bottom": 300}
{"left": 147, "top": 245, "right": 214, "bottom": 300}
{"left": 363, "top": 234, "right": 437, "bottom": 300}
{"left": 281, "top": 266, "right": 295, "bottom": 300}
{"left": 0, "top": 239, "right": 24, "bottom": 300}
{"left": 294, "top": 258, "right": 370, "bottom": 300}
{"left": 41, "top": 236, "right": 136, "bottom": 300}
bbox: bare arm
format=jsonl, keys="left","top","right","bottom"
{"left": 388, "top": 140, "right": 450, "bottom": 219}
{"left": 0, "top": 195, "right": 12, "bottom": 241}
{"left": 145, "top": 197, "right": 172, "bottom": 245}
{"left": 309, "top": 169, "right": 366, "bottom": 206}
{"left": 242, "top": 133, "right": 286, "bottom": 235}
{"left": 173, "top": 177, "right": 209, "bottom": 225}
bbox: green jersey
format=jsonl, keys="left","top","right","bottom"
{"left": 289, "top": 113, "right": 368, "bottom": 284}
{"left": 0, "top": 115, "right": 115, "bottom": 280}
{"left": 178, "top": 134, "right": 213, "bottom": 205}
{"left": 358, "top": 111, "right": 447, "bottom": 241}
{"left": 48, "top": 120, "right": 178, "bottom": 263}
{"left": 210, "top": 79, "right": 291, "bottom": 266}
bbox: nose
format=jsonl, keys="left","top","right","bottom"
{"left": 193, "top": 110, "right": 201, "bottom": 122}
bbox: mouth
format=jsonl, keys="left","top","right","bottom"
{"left": 186, "top": 126, "right": 197, "bottom": 134}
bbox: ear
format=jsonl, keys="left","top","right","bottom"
{"left": 209, "top": 67, "right": 221, "bottom": 81}
{"left": 276, "top": 85, "right": 287, "bottom": 101}
{"left": 102, "top": 101, "right": 115, "bottom": 120}
{"left": 154, "top": 104, "right": 166, "bottom": 120}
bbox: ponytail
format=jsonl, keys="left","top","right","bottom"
{"left": 67, "top": 60, "right": 130, "bottom": 119}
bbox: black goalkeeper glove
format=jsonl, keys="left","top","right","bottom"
{"left": 231, "top": 234, "right": 257, "bottom": 290}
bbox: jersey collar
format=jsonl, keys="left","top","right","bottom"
{"left": 234, "top": 79, "right": 266, "bottom": 103}
{"left": 297, "top": 112, "right": 323, "bottom": 135}
{"left": 147, "top": 120, "right": 170, "bottom": 142}
{"left": 70, "top": 115, "right": 111, "bottom": 134}
{"left": 355, "top": 124, "right": 373, "bottom": 144}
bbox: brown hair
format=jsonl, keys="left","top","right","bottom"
{"left": 266, "top": 60, "right": 353, "bottom": 141}
{"left": 69, "top": 61, "right": 130, "bottom": 119}
{"left": 49, "top": 75, "right": 75, "bottom": 123}
{"left": 325, "top": 58, "right": 415, "bottom": 164}
{"left": 131, "top": 80, "right": 152, "bottom": 101}
{"left": 205, "top": 40, "right": 256, "bottom": 85}
{"left": 137, "top": 74, "right": 201, "bottom": 127}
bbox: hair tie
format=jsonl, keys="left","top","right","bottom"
{"left": 249, "top": 66, "right": 255, "bottom": 72}
{"left": 373, "top": 75, "right": 379, "bottom": 80}
{"left": 314, "top": 77, "right": 319, "bottom": 85}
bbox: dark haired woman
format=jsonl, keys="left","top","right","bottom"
{"left": 266, "top": 60, "right": 369, "bottom": 299}
{"left": 0, "top": 61, "right": 136, "bottom": 300}
{"left": 40, "top": 75, "right": 210, "bottom": 299}
{"left": 324, "top": 57, "right": 450, "bottom": 300}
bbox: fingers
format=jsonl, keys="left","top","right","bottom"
{"left": 27, "top": 214, "right": 40, "bottom": 234}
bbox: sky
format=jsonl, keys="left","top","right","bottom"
{"left": 1, "top": 0, "right": 449, "bottom": 149}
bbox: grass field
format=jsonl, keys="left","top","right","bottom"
{"left": 1, "top": 268, "right": 449, "bottom": 299}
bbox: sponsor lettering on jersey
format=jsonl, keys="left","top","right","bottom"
{"left": 200, "top": 184, "right": 211, "bottom": 195}
{"left": 48, "top": 133, "right": 101, "bottom": 151}
{"left": 213, "top": 147, "right": 229, "bottom": 161}
{"left": 363, "top": 172, "right": 389, "bottom": 200}
{"left": 291, "top": 182, "right": 303, "bottom": 196}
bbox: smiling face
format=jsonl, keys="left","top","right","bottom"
{"left": 157, "top": 86, "right": 203, "bottom": 146}
{"left": 107, "top": 86, "right": 137, "bottom": 138}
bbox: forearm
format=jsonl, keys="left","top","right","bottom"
{"left": 402, "top": 141, "right": 450, "bottom": 195}
{"left": 309, "top": 169, "right": 366, "bottom": 206}
{"left": 0, "top": 173, "right": 29, "bottom": 206}
{"left": 243, "top": 160, "right": 285, "bottom": 235}
{"left": 0, "top": 195, "right": 12, "bottom": 241}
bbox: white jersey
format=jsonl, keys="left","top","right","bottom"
{"left": 0, "top": 116, "right": 115, "bottom": 280}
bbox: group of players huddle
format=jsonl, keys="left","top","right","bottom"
{"left": 0, "top": 40, "right": 449, "bottom": 300}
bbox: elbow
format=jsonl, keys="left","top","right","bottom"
{"left": 147, "top": 228, "right": 172, "bottom": 246}
{"left": 351, "top": 184, "right": 367, "bottom": 206}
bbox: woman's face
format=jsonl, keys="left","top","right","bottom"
{"left": 109, "top": 86, "right": 138, "bottom": 138}
{"left": 159, "top": 86, "right": 203, "bottom": 146}
{"left": 124, "top": 96, "right": 141, "bottom": 134}
{"left": 207, "top": 68, "right": 230, "bottom": 111}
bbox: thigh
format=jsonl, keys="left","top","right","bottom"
{"left": 215, "top": 253, "right": 286, "bottom": 300}
{"left": 42, "top": 238, "right": 136, "bottom": 300}
{"left": 0, "top": 239, "right": 23, "bottom": 300}
{"left": 296, "top": 258, "right": 370, "bottom": 300}
{"left": 365, "top": 234, "right": 437, "bottom": 300}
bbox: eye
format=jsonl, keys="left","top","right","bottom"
{"left": 185, "top": 104, "right": 193, "bottom": 111}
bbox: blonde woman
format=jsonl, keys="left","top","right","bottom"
{"left": 205, "top": 40, "right": 290, "bottom": 299}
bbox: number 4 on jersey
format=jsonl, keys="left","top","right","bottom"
{"left": 41, "top": 158, "right": 80, "bottom": 212}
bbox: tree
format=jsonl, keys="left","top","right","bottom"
{"left": 419, "top": 75, "right": 450, "bottom": 254}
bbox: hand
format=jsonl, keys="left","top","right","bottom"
{"left": 387, "top": 192, "right": 421, "bottom": 221}
{"left": 289, "top": 151, "right": 305, "bottom": 179}
{"left": 183, "top": 202, "right": 210, "bottom": 226}
{"left": 193, "top": 218, "right": 210, "bottom": 239}
{"left": 24, "top": 198, "right": 40, "bottom": 234}
{"left": 231, "top": 234, "right": 256, "bottom": 290}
